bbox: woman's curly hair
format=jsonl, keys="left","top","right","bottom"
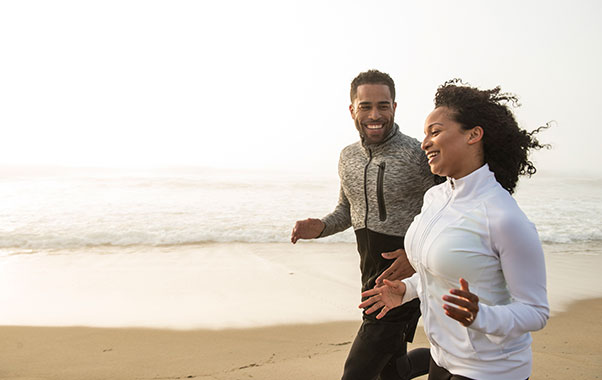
{"left": 434, "top": 79, "right": 550, "bottom": 194}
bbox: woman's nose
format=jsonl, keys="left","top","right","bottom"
{"left": 421, "top": 136, "right": 431, "bottom": 151}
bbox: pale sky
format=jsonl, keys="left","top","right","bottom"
{"left": 1, "top": 0, "right": 601, "bottom": 176}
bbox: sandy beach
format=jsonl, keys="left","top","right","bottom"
{"left": 1, "top": 242, "right": 601, "bottom": 379}
{"left": 0, "top": 298, "right": 600, "bottom": 380}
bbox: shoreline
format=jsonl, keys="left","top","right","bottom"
{"left": 0, "top": 298, "right": 600, "bottom": 380}
{"left": 1, "top": 241, "right": 601, "bottom": 329}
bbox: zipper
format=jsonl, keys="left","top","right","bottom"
{"left": 377, "top": 162, "right": 386, "bottom": 221}
{"left": 363, "top": 149, "right": 373, "bottom": 228}
{"left": 414, "top": 179, "right": 454, "bottom": 262}
{"left": 363, "top": 149, "right": 376, "bottom": 285}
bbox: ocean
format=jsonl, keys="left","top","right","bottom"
{"left": 1, "top": 166, "right": 600, "bottom": 253}
{"left": 1, "top": 166, "right": 601, "bottom": 329}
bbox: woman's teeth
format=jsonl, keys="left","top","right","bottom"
{"left": 427, "top": 151, "right": 439, "bottom": 162}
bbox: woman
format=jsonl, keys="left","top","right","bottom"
{"left": 360, "top": 80, "right": 550, "bottom": 380}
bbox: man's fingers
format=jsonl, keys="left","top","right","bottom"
{"left": 290, "top": 226, "right": 299, "bottom": 243}
{"left": 376, "top": 268, "right": 395, "bottom": 284}
{"left": 381, "top": 248, "right": 404, "bottom": 259}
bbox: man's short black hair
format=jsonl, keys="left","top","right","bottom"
{"left": 350, "top": 70, "right": 396, "bottom": 102}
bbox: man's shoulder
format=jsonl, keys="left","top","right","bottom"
{"left": 390, "top": 130, "right": 422, "bottom": 150}
{"left": 340, "top": 140, "right": 363, "bottom": 156}
{"left": 386, "top": 130, "right": 428, "bottom": 164}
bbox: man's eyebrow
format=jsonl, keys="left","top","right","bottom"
{"left": 358, "top": 101, "right": 392, "bottom": 105}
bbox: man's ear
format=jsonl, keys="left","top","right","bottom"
{"left": 467, "top": 126, "right": 484, "bottom": 145}
{"left": 349, "top": 104, "right": 356, "bottom": 119}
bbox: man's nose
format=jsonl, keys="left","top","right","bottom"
{"left": 369, "top": 107, "right": 381, "bottom": 120}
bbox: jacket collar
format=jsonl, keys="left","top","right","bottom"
{"left": 446, "top": 164, "right": 500, "bottom": 200}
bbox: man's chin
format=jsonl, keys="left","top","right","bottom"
{"left": 363, "top": 129, "right": 385, "bottom": 143}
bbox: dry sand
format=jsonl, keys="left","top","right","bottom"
{"left": 0, "top": 297, "right": 600, "bottom": 380}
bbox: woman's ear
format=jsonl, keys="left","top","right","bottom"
{"left": 467, "top": 126, "right": 484, "bottom": 145}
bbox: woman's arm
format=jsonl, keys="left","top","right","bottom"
{"left": 469, "top": 209, "right": 549, "bottom": 337}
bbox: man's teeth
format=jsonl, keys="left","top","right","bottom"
{"left": 366, "top": 124, "right": 383, "bottom": 130}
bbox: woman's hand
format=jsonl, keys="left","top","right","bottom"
{"left": 359, "top": 279, "right": 406, "bottom": 319}
{"left": 442, "top": 278, "right": 480, "bottom": 327}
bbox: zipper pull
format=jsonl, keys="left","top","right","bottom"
{"left": 450, "top": 179, "right": 455, "bottom": 190}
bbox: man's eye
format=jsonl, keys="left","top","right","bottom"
{"left": 379, "top": 104, "right": 390, "bottom": 110}
{"left": 359, "top": 105, "right": 370, "bottom": 111}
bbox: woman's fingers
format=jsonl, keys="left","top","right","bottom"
{"left": 361, "top": 287, "right": 381, "bottom": 298}
{"left": 443, "top": 303, "right": 474, "bottom": 326}
{"left": 358, "top": 295, "right": 379, "bottom": 309}
{"left": 443, "top": 278, "right": 479, "bottom": 326}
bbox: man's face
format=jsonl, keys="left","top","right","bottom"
{"left": 349, "top": 84, "right": 397, "bottom": 144}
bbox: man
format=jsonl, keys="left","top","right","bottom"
{"left": 291, "top": 70, "right": 437, "bottom": 380}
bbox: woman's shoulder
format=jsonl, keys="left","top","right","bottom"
{"left": 483, "top": 186, "right": 535, "bottom": 233}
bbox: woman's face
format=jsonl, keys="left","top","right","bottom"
{"left": 421, "top": 106, "right": 478, "bottom": 179}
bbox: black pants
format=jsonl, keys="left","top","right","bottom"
{"left": 427, "top": 357, "right": 529, "bottom": 380}
{"left": 341, "top": 318, "right": 430, "bottom": 380}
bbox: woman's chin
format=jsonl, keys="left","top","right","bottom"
{"left": 429, "top": 165, "right": 443, "bottom": 177}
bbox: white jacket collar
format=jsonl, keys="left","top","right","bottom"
{"left": 446, "top": 164, "right": 499, "bottom": 201}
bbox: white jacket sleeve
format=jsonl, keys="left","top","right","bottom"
{"left": 401, "top": 273, "right": 420, "bottom": 305}
{"left": 470, "top": 206, "right": 549, "bottom": 338}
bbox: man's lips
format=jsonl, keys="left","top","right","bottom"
{"left": 364, "top": 124, "right": 384, "bottom": 130}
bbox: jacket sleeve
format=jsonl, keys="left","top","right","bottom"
{"left": 319, "top": 186, "right": 352, "bottom": 237}
{"left": 470, "top": 206, "right": 549, "bottom": 338}
{"left": 401, "top": 273, "right": 420, "bottom": 304}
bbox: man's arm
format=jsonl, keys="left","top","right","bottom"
{"left": 291, "top": 186, "right": 352, "bottom": 243}
{"left": 317, "top": 186, "right": 352, "bottom": 237}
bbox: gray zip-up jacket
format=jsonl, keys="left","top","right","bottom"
{"left": 321, "top": 124, "right": 435, "bottom": 237}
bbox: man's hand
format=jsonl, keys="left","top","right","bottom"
{"left": 359, "top": 279, "right": 406, "bottom": 319}
{"left": 375, "top": 248, "right": 415, "bottom": 286}
{"left": 291, "top": 218, "right": 325, "bottom": 244}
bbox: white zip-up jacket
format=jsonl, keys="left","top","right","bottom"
{"left": 402, "top": 164, "right": 549, "bottom": 380}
